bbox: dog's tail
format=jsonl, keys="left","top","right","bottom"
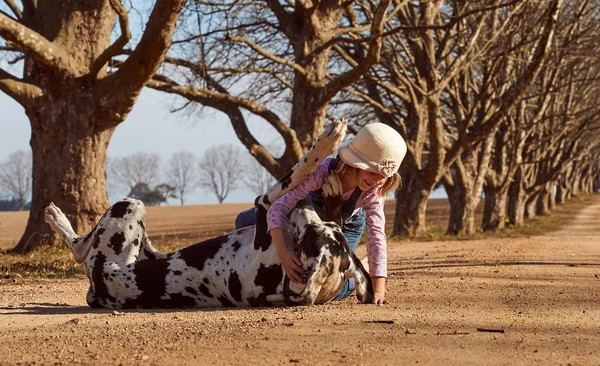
{"left": 348, "top": 252, "right": 375, "bottom": 304}
{"left": 44, "top": 203, "right": 94, "bottom": 264}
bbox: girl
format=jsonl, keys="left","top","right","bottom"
{"left": 235, "top": 123, "right": 406, "bottom": 305}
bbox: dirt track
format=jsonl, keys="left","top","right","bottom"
{"left": 1, "top": 198, "right": 599, "bottom": 365}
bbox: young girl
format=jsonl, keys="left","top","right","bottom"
{"left": 235, "top": 123, "right": 406, "bottom": 305}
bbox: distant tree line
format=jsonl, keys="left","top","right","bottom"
{"left": 0, "top": 145, "right": 276, "bottom": 210}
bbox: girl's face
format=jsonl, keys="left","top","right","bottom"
{"left": 356, "top": 169, "right": 387, "bottom": 190}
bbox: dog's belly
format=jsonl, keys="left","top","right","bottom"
{"left": 86, "top": 227, "right": 285, "bottom": 308}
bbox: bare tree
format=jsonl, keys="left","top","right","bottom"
{"left": 0, "top": 0, "right": 186, "bottom": 252}
{"left": 146, "top": 0, "right": 396, "bottom": 179}
{"left": 198, "top": 145, "right": 244, "bottom": 204}
{"left": 340, "top": 0, "right": 563, "bottom": 236}
{"left": 0, "top": 150, "right": 32, "bottom": 211}
{"left": 108, "top": 152, "right": 162, "bottom": 194}
{"left": 166, "top": 151, "right": 199, "bottom": 205}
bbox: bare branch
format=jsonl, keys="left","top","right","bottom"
{"left": 3, "top": 0, "right": 22, "bottom": 20}
{"left": 226, "top": 34, "right": 306, "bottom": 75}
{"left": 0, "top": 67, "right": 43, "bottom": 105}
{"left": 0, "top": 12, "right": 71, "bottom": 73}
{"left": 89, "top": 0, "right": 131, "bottom": 79}
{"left": 321, "top": 0, "right": 393, "bottom": 103}
{"left": 147, "top": 77, "right": 295, "bottom": 145}
{"left": 99, "top": 0, "right": 186, "bottom": 101}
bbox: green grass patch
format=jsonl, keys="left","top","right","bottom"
{"left": 0, "top": 246, "right": 85, "bottom": 279}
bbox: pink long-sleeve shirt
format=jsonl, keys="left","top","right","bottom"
{"left": 267, "top": 157, "right": 388, "bottom": 278}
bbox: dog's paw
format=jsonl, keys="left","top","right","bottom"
{"left": 322, "top": 173, "right": 343, "bottom": 199}
{"left": 44, "top": 203, "right": 60, "bottom": 224}
{"left": 316, "top": 119, "right": 347, "bottom": 150}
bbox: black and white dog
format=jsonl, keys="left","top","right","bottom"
{"left": 44, "top": 119, "right": 374, "bottom": 308}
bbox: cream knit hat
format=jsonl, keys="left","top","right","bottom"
{"left": 338, "top": 123, "right": 407, "bottom": 178}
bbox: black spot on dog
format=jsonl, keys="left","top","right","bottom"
{"left": 198, "top": 284, "right": 213, "bottom": 298}
{"left": 110, "top": 200, "right": 131, "bottom": 219}
{"left": 203, "top": 278, "right": 209, "bottom": 284}
{"left": 138, "top": 220, "right": 145, "bottom": 231}
{"left": 91, "top": 251, "right": 116, "bottom": 306}
{"left": 109, "top": 232, "right": 125, "bottom": 256}
{"left": 185, "top": 286, "right": 198, "bottom": 296}
{"left": 253, "top": 205, "right": 272, "bottom": 252}
{"left": 254, "top": 263, "right": 283, "bottom": 295}
{"left": 172, "top": 270, "right": 182, "bottom": 276}
{"left": 143, "top": 248, "right": 156, "bottom": 260}
{"left": 132, "top": 238, "right": 139, "bottom": 247}
{"left": 168, "top": 293, "right": 197, "bottom": 308}
{"left": 217, "top": 295, "right": 235, "bottom": 307}
{"left": 278, "top": 170, "right": 294, "bottom": 191}
{"left": 178, "top": 235, "right": 226, "bottom": 271}
{"left": 215, "top": 270, "right": 220, "bottom": 277}
{"left": 129, "top": 225, "right": 133, "bottom": 230}
{"left": 232, "top": 241, "right": 241, "bottom": 251}
{"left": 91, "top": 228, "right": 106, "bottom": 249}
{"left": 131, "top": 258, "right": 169, "bottom": 307}
{"left": 228, "top": 271, "right": 242, "bottom": 302}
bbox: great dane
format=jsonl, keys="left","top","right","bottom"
{"left": 44, "top": 119, "right": 374, "bottom": 308}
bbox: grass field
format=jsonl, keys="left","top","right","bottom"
{"left": 0, "top": 194, "right": 597, "bottom": 278}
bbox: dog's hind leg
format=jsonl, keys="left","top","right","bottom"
{"left": 257, "top": 118, "right": 347, "bottom": 211}
{"left": 44, "top": 203, "right": 93, "bottom": 263}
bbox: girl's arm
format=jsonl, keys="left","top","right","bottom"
{"left": 360, "top": 191, "right": 389, "bottom": 304}
{"left": 371, "top": 276, "right": 388, "bottom": 305}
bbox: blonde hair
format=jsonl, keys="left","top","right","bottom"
{"left": 334, "top": 156, "right": 401, "bottom": 197}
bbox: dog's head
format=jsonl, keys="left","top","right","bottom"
{"left": 289, "top": 202, "right": 374, "bottom": 304}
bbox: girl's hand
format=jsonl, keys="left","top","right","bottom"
{"left": 373, "top": 291, "right": 388, "bottom": 305}
{"left": 279, "top": 249, "right": 304, "bottom": 283}
{"left": 270, "top": 228, "right": 305, "bottom": 283}
{"left": 371, "top": 277, "right": 388, "bottom": 305}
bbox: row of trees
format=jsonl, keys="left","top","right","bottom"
{"left": 149, "top": 0, "right": 600, "bottom": 236}
{"left": 0, "top": 146, "right": 277, "bottom": 209}
{"left": 1, "top": 0, "right": 598, "bottom": 252}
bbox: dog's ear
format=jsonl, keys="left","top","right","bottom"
{"left": 349, "top": 252, "right": 374, "bottom": 304}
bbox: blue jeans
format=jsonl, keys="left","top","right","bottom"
{"left": 235, "top": 207, "right": 366, "bottom": 301}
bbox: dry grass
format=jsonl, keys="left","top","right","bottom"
{"left": 0, "top": 194, "right": 597, "bottom": 278}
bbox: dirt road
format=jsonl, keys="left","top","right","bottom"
{"left": 1, "top": 198, "right": 599, "bottom": 365}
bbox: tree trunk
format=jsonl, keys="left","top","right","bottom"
{"left": 482, "top": 186, "right": 508, "bottom": 231}
{"left": 393, "top": 169, "right": 430, "bottom": 236}
{"left": 556, "top": 183, "right": 567, "bottom": 204}
{"left": 536, "top": 185, "right": 550, "bottom": 216}
{"left": 525, "top": 194, "right": 537, "bottom": 221}
{"left": 14, "top": 110, "right": 114, "bottom": 252}
{"left": 508, "top": 179, "right": 526, "bottom": 227}
{"left": 547, "top": 183, "right": 556, "bottom": 211}
{"left": 444, "top": 180, "right": 464, "bottom": 235}
{"left": 2, "top": 0, "right": 185, "bottom": 252}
